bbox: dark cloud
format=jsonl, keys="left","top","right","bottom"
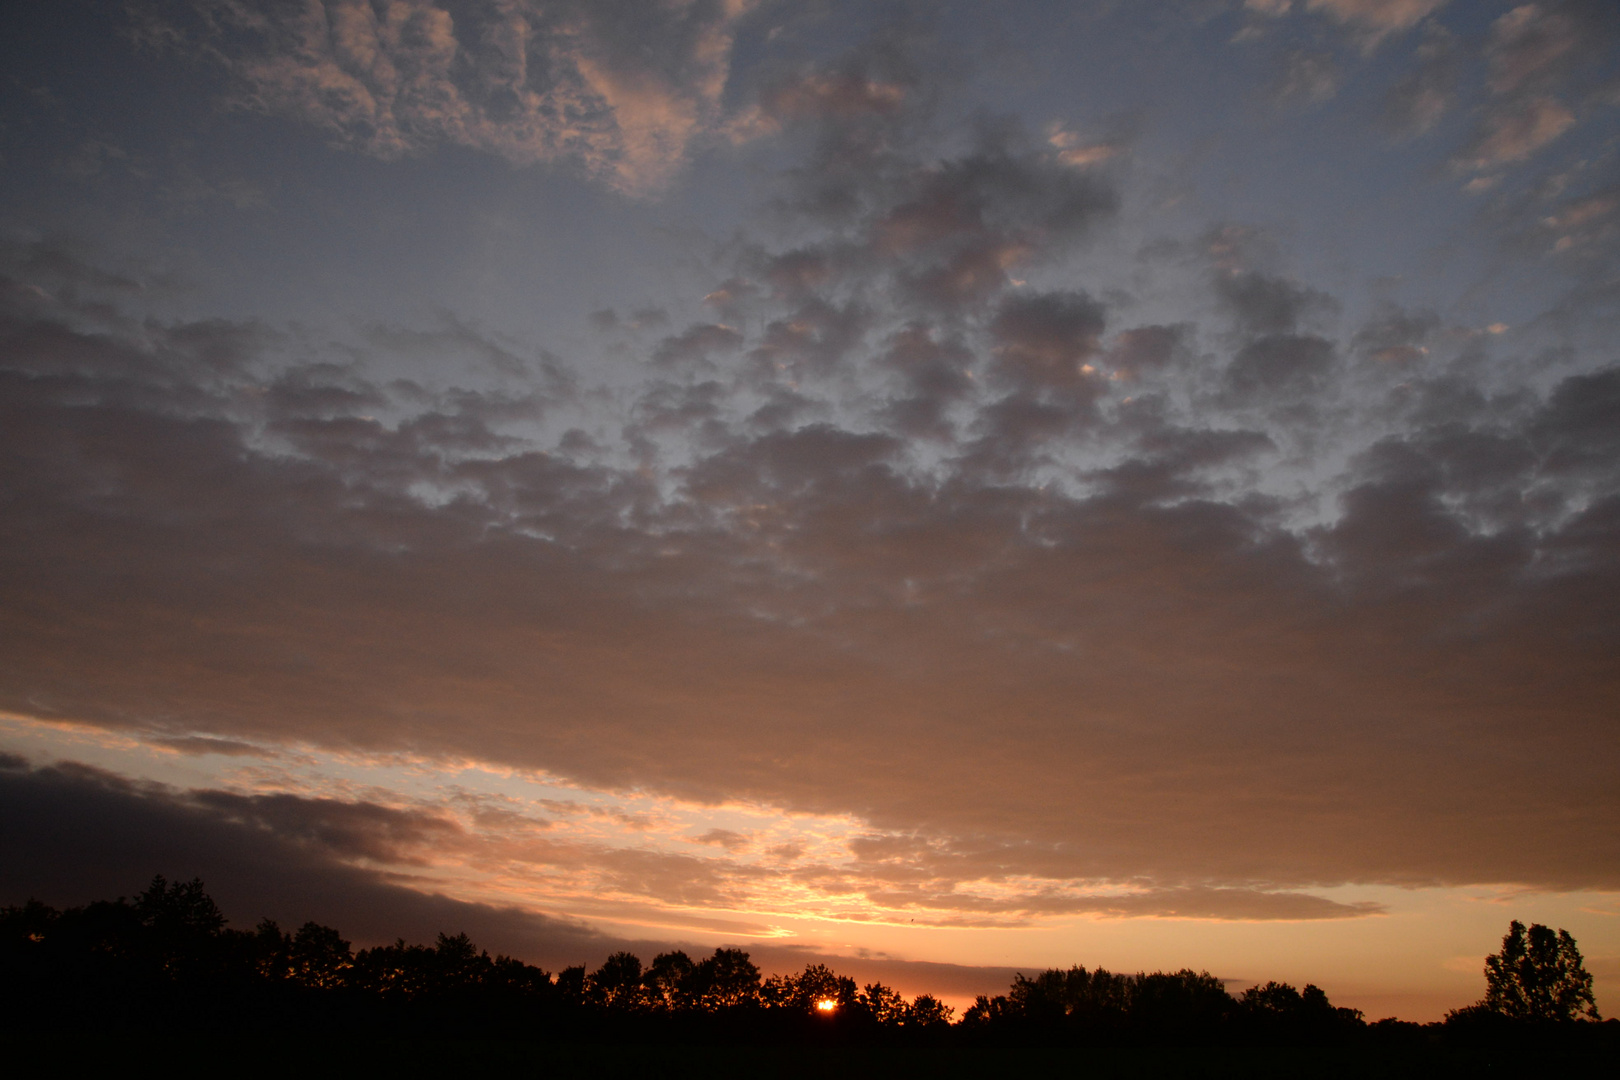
{"left": 745, "top": 298, "right": 870, "bottom": 384}
{"left": 1214, "top": 270, "right": 1337, "bottom": 337}
{"left": 753, "top": 44, "right": 1119, "bottom": 323}
{"left": 1107, "top": 324, "right": 1191, "bottom": 378}
{"left": 1224, "top": 333, "right": 1337, "bottom": 400}
{"left": 0, "top": 757, "right": 609, "bottom": 967}
{"left": 0, "top": 755, "right": 1028, "bottom": 996}
{"left": 691, "top": 829, "right": 751, "bottom": 852}
{"left": 1352, "top": 303, "right": 1440, "bottom": 364}
{"left": 875, "top": 323, "right": 976, "bottom": 439}
{"left": 876, "top": 122, "right": 1118, "bottom": 312}
{"left": 189, "top": 790, "right": 463, "bottom": 865}
{"left": 651, "top": 322, "right": 745, "bottom": 371}
{"left": 989, "top": 290, "right": 1108, "bottom": 391}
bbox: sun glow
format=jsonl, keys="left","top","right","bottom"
{"left": 814, "top": 998, "right": 838, "bottom": 1013}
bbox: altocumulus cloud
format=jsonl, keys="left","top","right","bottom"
{"left": 4, "top": 5, "right": 1620, "bottom": 946}
{"left": 132, "top": 0, "right": 760, "bottom": 195}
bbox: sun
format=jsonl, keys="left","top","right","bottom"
{"left": 814, "top": 998, "right": 838, "bottom": 1013}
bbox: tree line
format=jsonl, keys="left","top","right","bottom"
{"left": 0, "top": 877, "right": 1608, "bottom": 1048}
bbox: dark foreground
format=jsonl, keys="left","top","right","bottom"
{"left": 5, "top": 1033, "right": 1617, "bottom": 1079}
{"left": 8, "top": 878, "right": 1615, "bottom": 1076}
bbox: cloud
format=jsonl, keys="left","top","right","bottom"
{"left": 1214, "top": 270, "right": 1337, "bottom": 336}
{"left": 989, "top": 290, "right": 1107, "bottom": 390}
{"left": 1107, "top": 324, "right": 1192, "bottom": 378}
{"left": 1305, "top": 0, "right": 1448, "bottom": 39}
{"left": 1247, "top": 0, "right": 1447, "bottom": 50}
{"left": 0, "top": 756, "right": 612, "bottom": 966}
{"left": 1487, "top": 2, "right": 1582, "bottom": 97}
{"left": 1272, "top": 51, "right": 1342, "bottom": 107}
{"left": 138, "top": 0, "right": 758, "bottom": 195}
{"left": 190, "top": 789, "right": 464, "bottom": 865}
{"left": 1351, "top": 303, "right": 1439, "bottom": 364}
{"left": 150, "top": 735, "right": 268, "bottom": 756}
{"left": 1454, "top": 95, "right": 1575, "bottom": 171}
{"left": 690, "top": 828, "right": 751, "bottom": 852}
{"left": 1380, "top": 24, "right": 1458, "bottom": 138}
{"left": 865, "top": 885, "right": 1382, "bottom": 922}
{"left": 4, "top": 81, "right": 1620, "bottom": 921}
{"left": 1446, "top": 3, "right": 1620, "bottom": 174}
{"left": 651, "top": 322, "right": 745, "bottom": 371}
{"left": 1224, "top": 334, "right": 1337, "bottom": 401}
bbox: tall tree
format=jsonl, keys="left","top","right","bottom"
{"left": 1482, "top": 920, "right": 1600, "bottom": 1022}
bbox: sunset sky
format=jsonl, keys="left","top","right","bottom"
{"left": 3, "top": 0, "right": 1619, "bottom": 1022}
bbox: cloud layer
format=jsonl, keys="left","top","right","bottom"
{"left": 4, "top": 5, "right": 1620, "bottom": 976}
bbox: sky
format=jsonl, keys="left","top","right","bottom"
{"left": 2, "top": 0, "right": 1619, "bottom": 1023}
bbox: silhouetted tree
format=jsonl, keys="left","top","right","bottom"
{"left": 907, "top": 993, "right": 954, "bottom": 1028}
{"left": 1477, "top": 920, "right": 1600, "bottom": 1022}
{"left": 252, "top": 918, "right": 294, "bottom": 981}
{"left": 856, "top": 981, "right": 907, "bottom": 1025}
{"left": 765, "top": 963, "right": 858, "bottom": 1014}
{"left": 1131, "top": 969, "right": 1234, "bottom": 1038}
{"left": 289, "top": 921, "right": 352, "bottom": 990}
{"left": 642, "top": 950, "right": 694, "bottom": 1010}
{"left": 134, "top": 875, "right": 225, "bottom": 940}
{"left": 690, "top": 948, "right": 761, "bottom": 1010}
{"left": 960, "top": 992, "right": 1017, "bottom": 1028}
{"left": 554, "top": 964, "right": 587, "bottom": 1007}
{"left": 588, "top": 951, "right": 646, "bottom": 1010}
{"left": 134, "top": 875, "right": 226, "bottom": 976}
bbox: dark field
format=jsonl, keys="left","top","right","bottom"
{"left": 4, "top": 1035, "right": 1612, "bottom": 1079}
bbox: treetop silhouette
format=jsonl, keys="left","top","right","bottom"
{"left": 1469, "top": 920, "right": 1600, "bottom": 1023}
{"left": 3, "top": 877, "right": 1612, "bottom": 1048}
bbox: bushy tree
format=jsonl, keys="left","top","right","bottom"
{"left": 587, "top": 950, "right": 646, "bottom": 1009}
{"left": 1480, "top": 920, "right": 1600, "bottom": 1022}
{"left": 642, "top": 949, "right": 695, "bottom": 1009}
{"left": 907, "top": 993, "right": 955, "bottom": 1028}
{"left": 289, "top": 921, "right": 352, "bottom": 990}
{"left": 689, "top": 947, "right": 761, "bottom": 1010}
{"left": 765, "top": 963, "right": 857, "bottom": 1013}
{"left": 857, "top": 981, "right": 907, "bottom": 1025}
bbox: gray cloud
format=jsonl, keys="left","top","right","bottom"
{"left": 1215, "top": 270, "right": 1337, "bottom": 336}
{"left": 1225, "top": 334, "right": 1337, "bottom": 401}
{"left": 651, "top": 322, "right": 745, "bottom": 371}
{"left": 1380, "top": 23, "right": 1459, "bottom": 137}
{"left": 1272, "top": 50, "right": 1342, "bottom": 107}
{"left": 4, "top": 254, "right": 1619, "bottom": 898}
{"left": 190, "top": 789, "right": 464, "bottom": 865}
{"left": 1352, "top": 303, "right": 1440, "bottom": 364}
{"left": 10, "top": 0, "right": 1620, "bottom": 930}
{"left": 989, "top": 290, "right": 1108, "bottom": 391}
{"left": 0, "top": 757, "right": 610, "bottom": 966}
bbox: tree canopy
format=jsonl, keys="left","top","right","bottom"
{"left": 3, "top": 878, "right": 1614, "bottom": 1050}
{"left": 1478, "top": 921, "right": 1600, "bottom": 1023}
